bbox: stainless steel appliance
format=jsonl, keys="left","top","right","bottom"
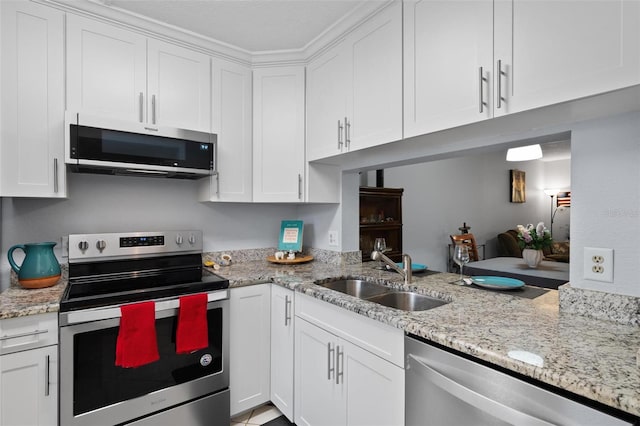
{"left": 406, "top": 335, "right": 638, "bottom": 426}
{"left": 59, "top": 231, "right": 229, "bottom": 426}
{"left": 65, "top": 112, "right": 216, "bottom": 179}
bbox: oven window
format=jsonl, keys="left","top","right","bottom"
{"left": 72, "top": 308, "right": 223, "bottom": 416}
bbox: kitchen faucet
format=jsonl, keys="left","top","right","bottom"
{"left": 371, "top": 250, "right": 412, "bottom": 285}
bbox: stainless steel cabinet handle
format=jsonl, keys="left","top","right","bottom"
{"left": 45, "top": 355, "right": 50, "bottom": 396}
{"left": 408, "top": 354, "right": 553, "bottom": 426}
{"left": 284, "top": 294, "right": 292, "bottom": 326}
{"left": 345, "top": 117, "right": 351, "bottom": 149}
{"left": 139, "top": 92, "right": 144, "bottom": 122}
{"left": 336, "top": 345, "right": 344, "bottom": 384}
{"left": 214, "top": 172, "right": 220, "bottom": 196}
{"left": 337, "top": 120, "right": 343, "bottom": 150}
{"left": 151, "top": 94, "right": 157, "bottom": 124}
{"left": 497, "top": 60, "right": 506, "bottom": 109}
{"left": 53, "top": 158, "right": 59, "bottom": 193}
{"left": 327, "top": 343, "right": 335, "bottom": 380}
{"left": 478, "top": 67, "right": 488, "bottom": 113}
{"left": 297, "top": 174, "right": 302, "bottom": 200}
{"left": 0, "top": 329, "right": 48, "bottom": 341}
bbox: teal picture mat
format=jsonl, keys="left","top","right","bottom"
{"left": 278, "top": 220, "right": 304, "bottom": 252}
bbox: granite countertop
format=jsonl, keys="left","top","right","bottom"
{"left": 2, "top": 260, "right": 639, "bottom": 418}
{"left": 214, "top": 260, "right": 640, "bottom": 418}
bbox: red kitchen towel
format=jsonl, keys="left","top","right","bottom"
{"left": 115, "top": 301, "right": 159, "bottom": 368}
{"left": 176, "top": 293, "right": 209, "bottom": 354}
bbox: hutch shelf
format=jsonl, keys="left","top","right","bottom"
{"left": 359, "top": 187, "right": 403, "bottom": 262}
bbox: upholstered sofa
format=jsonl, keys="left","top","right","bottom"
{"left": 497, "top": 229, "right": 570, "bottom": 263}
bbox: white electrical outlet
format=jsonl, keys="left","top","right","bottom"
{"left": 328, "top": 230, "right": 339, "bottom": 247}
{"left": 583, "top": 247, "right": 614, "bottom": 282}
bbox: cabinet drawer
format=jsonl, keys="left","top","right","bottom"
{"left": 295, "top": 293, "right": 404, "bottom": 367}
{"left": 0, "top": 313, "right": 58, "bottom": 354}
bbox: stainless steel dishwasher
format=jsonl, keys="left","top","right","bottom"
{"left": 405, "top": 335, "right": 638, "bottom": 426}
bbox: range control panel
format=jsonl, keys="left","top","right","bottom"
{"left": 120, "top": 235, "right": 165, "bottom": 248}
{"left": 68, "top": 230, "right": 202, "bottom": 262}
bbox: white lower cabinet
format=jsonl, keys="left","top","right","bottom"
{"left": 0, "top": 313, "right": 58, "bottom": 426}
{"left": 270, "top": 285, "right": 295, "bottom": 421}
{"left": 229, "top": 284, "right": 271, "bottom": 417}
{"left": 295, "top": 293, "right": 404, "bottom": 426}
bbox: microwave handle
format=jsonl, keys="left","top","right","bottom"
{"left": 212, "top": 138, "right": 218, "bottom": 174}
{"left": 62, "top": 290, "right": 228, "bottom": 325}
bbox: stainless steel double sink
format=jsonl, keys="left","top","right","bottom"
{"left": 314, "top": 279, "right": 448, "bottom": 312}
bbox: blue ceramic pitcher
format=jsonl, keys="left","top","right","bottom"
{"left": 7, "top": 242, "right": 61, "bottom": 289}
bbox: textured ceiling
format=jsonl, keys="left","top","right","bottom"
{"left": 101, "top": 0, "right": 371, "bottom": 52}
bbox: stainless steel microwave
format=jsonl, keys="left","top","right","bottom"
{"left": 65, "top": 112, "right": 216, "bottom": 179}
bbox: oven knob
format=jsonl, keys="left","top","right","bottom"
{"left": 188, "top": 234, "right": 197, "bottom": 245}
{"left": 176, "top": 234, "right": 184, "bottom": 245}
{"left": 78, "top": 240, "right": 89, "bottom": 252}
{"left": 96, "top": 240, "right": 107, "bottom": 252}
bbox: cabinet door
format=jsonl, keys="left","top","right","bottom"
{"left": 201, "top": 58, "right": 252, "bottom": 202}
{"left": 229, "top": 284, "right": 271, "bottom": 416}
{"left": 494, "top": 0, "right": 640, "bottom": 116}
{"left": 270, "top": 285, "right": 294, "bottom": 422}
{"left": 306, "top": 43, "right": 349, "bottom": 161}
{"left": 348, "top": 1, "right": 403, "bottom": 151}
{"left": 66, "top": 14, "right": 147, "bottom": 122}
{"left": 295, "top": 319, "right": 344, "bottom": 426}
{"left": 1, "top": 1, "right": 65, "bottom": 197}
{"left": 147, "top": 39, "right": 211, "bottom": 131}
{"left": 0, "top": 345, "right": 58, "bottom": 426}
{"left": 252, "top": 66, "right": 305, "bottom": 202}
{"left": 342, "top": 340, "right": 404, "bottom": 426}
{"left": 404, "top": 0, "right": 493, "bottom": 138}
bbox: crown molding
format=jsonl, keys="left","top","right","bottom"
{"left": 39, "top": 0, "right": 395, "bottom": 68}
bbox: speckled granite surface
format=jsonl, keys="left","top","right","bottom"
{"left": 559, "top": 283, "right": 640, "bottom": 326}
{"left": 1, "top": 267, "right": 66, "bottom": 320}
{"left": 211, "top": 260, "right": 640, "bottom": 418}
{"left": 1, "top": 258, "right": 639, "bottom": 417}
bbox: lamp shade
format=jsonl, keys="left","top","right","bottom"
{"left": 506, "top": 144, "right": 543, "bottom": 161}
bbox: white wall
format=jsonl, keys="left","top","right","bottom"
{"left": 383, "top": 151, "right": 559, "bottom": 272}
{"left": 1, "top": 172, "right": 298, "bottom": 289}
{"left": 570, "top": 112, "right": 640, "bottom": 297}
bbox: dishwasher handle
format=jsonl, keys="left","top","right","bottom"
{"left": 408, "top": 354, "right": 554, "bottom": 426}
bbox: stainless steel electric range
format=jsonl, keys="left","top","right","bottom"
{"left": 59, "top": 230, "right": 229, "bottom": 426}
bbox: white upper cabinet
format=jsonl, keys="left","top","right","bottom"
{"left": 200, "top": 58, "right": 252, "bottom": 202}
{"left": 404, "top": 0, "right": 494, "bottom": 137}
{"left": 306, "top": 1, "right": 402, "bottom": 161}
{"left": 147, "top": 39, "right": 211, "bottom": 131}
{"left": 1, "top": 1, "right": 66, "bottom": 197}
{"left": 306, "top": 42, "right": 349, "bottom": 161}
{"left": 347, "top": 0, "right": 403, "bottom": 152}
{"left": 66, "top": 15, "right": 146, "bottom": 123}
{"left": 493, "top": 0, "right": 640, "bottom": 116}
{"left": 253, "top": 66, "right": 305, "bottom": 203}
{"left": 405, "top": 0, "right": 640, "bottom": 137}
{"left": 67, "top": 14, "right": 211, "bottom": 132}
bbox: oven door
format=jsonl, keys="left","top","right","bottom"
{"left": 59, "top": 291, "right": 229, "bottom": 426}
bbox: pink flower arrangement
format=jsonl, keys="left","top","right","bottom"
{"left": 516, "top": 222, "right": 552, "bottom": 250}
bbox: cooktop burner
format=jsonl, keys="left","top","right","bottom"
{"left": 60, "top": 231, "right": 229, "bottom": 312}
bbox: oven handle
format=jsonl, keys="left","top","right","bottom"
{"left": 62, "top": 290, "right": 229, "bottom": 325}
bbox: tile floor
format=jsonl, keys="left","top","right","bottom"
{"left": 230, "top": 403, "right": 284, "bottom": 426}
